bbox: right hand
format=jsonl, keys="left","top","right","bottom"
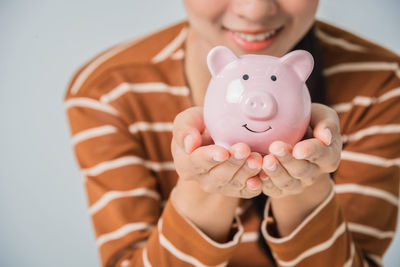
{"left": 171, "top": 107, "right": 263, "bottom": 199}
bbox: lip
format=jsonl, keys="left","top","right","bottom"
{"left": 243, "top": 124, "right": 272, "bottom": 133}
{"left": 228, "top": 27, "right": 280, "bottom": 34}
{"left": 227, "top": 26, "right": 283, "bottom": 52}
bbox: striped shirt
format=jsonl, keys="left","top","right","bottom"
{"left": 64, "top": 20, "right": 400, "bottom": 267}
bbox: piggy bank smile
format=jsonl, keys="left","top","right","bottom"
{"left": 204, "top": 46, "right": 312, "bottom": 154}
{"left": 242, "top": 124, "right": 272, "bottom": 133}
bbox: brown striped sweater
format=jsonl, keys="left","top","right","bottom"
{"left": 64, "top": 20, "right": 400, "bottom": 267}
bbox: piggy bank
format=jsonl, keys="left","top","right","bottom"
{"left": 203, "top": 46, "right": 313, "bottom": 154}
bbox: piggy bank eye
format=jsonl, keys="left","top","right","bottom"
{"left": 242, "top": 74, "right": 249, "bottom": 80}
{"left": 271, "top": 75, "right": 277, "bottom": 81}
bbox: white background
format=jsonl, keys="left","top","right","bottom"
{"left": 0, "top": 0, "right": 399, "bottom": 266}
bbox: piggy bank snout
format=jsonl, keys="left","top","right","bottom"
{"left": 240, "top": 91, "right": 277, "bottom": 120}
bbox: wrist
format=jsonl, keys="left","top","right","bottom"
{"left": 270, "top": 173, "right": 333, "bottom": 236}
{"left": 172, "top": 179, "right": 240, "bottom": 242}
{"left": 173, "top": 179, "right": 240, "bottom": 217}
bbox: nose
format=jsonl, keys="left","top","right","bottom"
{"left": 232, "top": 0, "right": 278, "bottom": 21}
{"left": 241, "top": 91, "right": 277, "bottom": 120}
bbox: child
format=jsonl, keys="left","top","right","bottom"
{"left": 65, "top": 1, "right": 400, "bottom": 266}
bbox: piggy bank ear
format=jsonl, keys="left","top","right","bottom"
{"left": 207, "top": 46, "right": 238, "bottom": 76}
{"left": 280, "top": 50, "right": 314, "bottom": 82}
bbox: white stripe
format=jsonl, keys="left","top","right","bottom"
{"left": 120, "top": 259, "right": 130, "bottom": 267}
{"left": 159, "top": 233, "right": 226, "bottom": 267}
{"left": 315, "top": 29, "right": 366, "bottom": 52}
{"left": 348, "top": 222, "right": 395, "bottom": 239}
{"left": 324, "top": 62, "right": 400, "bottom": 78}
{"left": 158, "top": 219, "right": 228, "bottom": 267}
{"left": 235, "top": 200, "right": 252, "bottom": 216}
{"left": 65, "top": 97, "right": 119, "bottom": 116}
{"left": 275, "top": 223, "right": 347, "bottom": 267}
{"left": 82, "top": 156, "right": 142, "bottom": 176}
{"left": 152, "top": 28, "right": 188, "bottom": 63}
{"left": 334, "top": 183, "right": 398, "bottom": 206}
{"left": 235, "top": 206, "right": 244, "bottom": 216}
{"left": 241, "top": 232, "right": 259, "bottom": 243}
{"left": 342, "top": 124, "right": 400, "bottom": 143}
{"left": 366, "top": 254, "right": 383, "bottom": 266}
{"left": 89, "top": 188, "right": 161, "bottom": 215}
{"left": 171, "top": 49, "right": 185, "bottom": 60}
{"left": 341, "top": 151, "right": 400, "bottom": 167}
{"left": 100, "top": 82, "right": 189, "bottom": 103}
{"left": 129, "top": 122, "right": 173, "bottom": 134}
{"left": 71, "top": 125, "right": 118, "bottom": 145}
{"left": 343, "top": 242, "right": 356, "bottom": 267}
{"left": 70, "top": 41, "right": 139, "bottom": 95}
{"left": 331, "top": 102, "right": 357, "bottom": 113}
{"left": 142, "top": 247, "right": 152, "bottom": 267}
{"left": 96, "top": 222, "right": 154, "bottom": 247}
{"left": 144, "top": 160, "right": 175, "bottom": 172}
{"left": 132, "top": 240, "right": 147, "bottom": 248}
{"left": 331, "top": 87, "right": 400, "bottom": 113}
{"left": 81, "top": 155, "right": 175, "bottom": 177}
{"left": 379, "top": 87, "right": 400, "bottom": 102}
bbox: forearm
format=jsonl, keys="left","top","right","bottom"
{"left": 270, "top": 173, "right": 333, "bottom": 237}
{"left": 172, "top": 179, "right": 240, "bottom": 243}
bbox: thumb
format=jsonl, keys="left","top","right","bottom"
{"left": 172, "top": 106, "right": 205, "bottom": 153}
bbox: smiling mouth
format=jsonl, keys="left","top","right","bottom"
{"left": 242, "top": 124, "right": 272, "bottom": 133}
{"left": 230, "top": 26, "right": 283, "bottom": 42}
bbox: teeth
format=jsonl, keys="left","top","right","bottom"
{"left": 234, "top": 30, "right": 276, "bottom": 42}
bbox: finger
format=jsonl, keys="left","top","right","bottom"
{"left": 172, "top": 107, "right": 205, "bottom": 153}
{"left": 313, "top": 121, "right": 343, "bottom": 159}
{"left": 188, "top": 145, "right": 230, "bottom": 174}
{"left": 269, "top": 141, "right": 320, "bottom": 184}
{"left": 246, "top": 175, "right": 263, "bottom": 190}
{"left": 310, "top": 103, "right": 340, "bottom": 146}
{"left": 292, "top": 138, "right": 341, "bottom": 173}
{"left": 208, "top": 143, "right": 251, "bottom": 186}
{"left": 240, "top": 176, "right": 263, "bottom": 199}
{"left": 262, "top": 154, "right": 302, "bottom": 193}
{"left": 228, "top": 152, "right": 263, "bottom": 190}
{"left": 259, "top": 171, "right": 282, "bottom": 198}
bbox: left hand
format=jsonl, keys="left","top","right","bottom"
{"left": 255, "top": 103, "right": 342, "bottom": 198}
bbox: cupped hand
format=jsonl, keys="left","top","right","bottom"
{"left": 171, "top": 107, "right": 264, "bottom": 199}
{"left": 260, "top": 103, "right": 342, "bottom": 198}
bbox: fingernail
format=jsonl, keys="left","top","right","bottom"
{"left": 184, "top": 135, "right": 194, "bottom": 153}
{"left": 247, "top": 179, "right": 261, "bottom": 190}
{"left": 321, "top": 128, "right": 332, "bottom": 146}
{"left": 213, "top": 153, "right": 226, "bottom": 162}
{"left": 259, "top": 172, "right": 269, "bottom": 181}
{"left": 274, "top": 148, "right": 287, "bottom": 157}
{"left": 249, "top": 184, "right": 259, "bottom": 190}
{"left": 247, "top": 159, "right": 259, "bottom": 169}
{"left": 270, "top": 143, "right": 287, "bottom": 157}
{"left": 293, "top": 148, "right": 308, "bottom": 159}
{"left": 264, "top": 156, "right": 277, "bottom": 171}
{"left": 234, "top": 152, "right": 247, "bottom": 160}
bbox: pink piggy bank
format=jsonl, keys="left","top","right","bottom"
{"left": 203, "top": 46, "right": 313, "bottom": 154}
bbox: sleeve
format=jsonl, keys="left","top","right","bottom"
{"left": 260, "top": 74, "right": 400, "bottom": 266}
{"left": 64, "top": 81, "right": 243, "bottom": 267}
